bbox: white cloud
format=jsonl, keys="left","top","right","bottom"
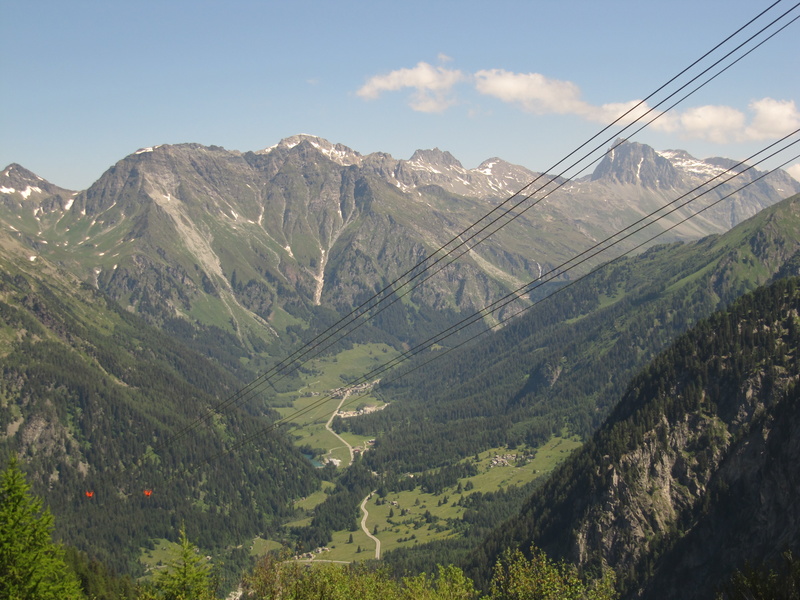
{"left": 587, "top": 100, "right": 656, "bottom": 127}
{"left": 473, "top": 69, "right": 676, "bottom": 131}
{"left": 358, "top": 61, "right": 799, "bottom": 144}
{"left": 745, "top": 98, "right": 800, "bottom": 140}
{"left": 787, "top": 163, "right": 800, "bottom": 182}
{"left": 474, "top": 69, "right": 587, "bottom": 116}
{"left": 653, "top": 98, "right": 800, "bottom": 143}
{"left": 356, "top": 62, "right": 465, "bottom": 113}
{"left": 672, "top": 104, "right": 747, "bottom": 144}
{"left": 473, "top": 70, "right": 799, "bottom": 144}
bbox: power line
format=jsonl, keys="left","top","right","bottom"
{"left": 186, "top": 131, "right": 800, "bottom": 474}
{"left": 86, "top": 122, "right": 796, "bottom": 500}
{"left": 146, "top": 1, "right": 800, "bottom": 465}
{"left": 254, "top": 0, "right": 800, "bottom": 374}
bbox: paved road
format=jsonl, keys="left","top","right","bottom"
{"left": 326, "top": 393, "right": 354, "bottom": 466}
{"left": 359, "top": 492, "right": 381, "bottom": 559}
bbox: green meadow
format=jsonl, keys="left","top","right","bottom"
{"left": 268, "top": 436, "right": 582, "bottom": 563}
{"left": 273, "top": 343, "right": 397, "bottom": 465}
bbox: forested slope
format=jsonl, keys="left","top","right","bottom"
{"left": 471, "top": 276, "right": 800, "bottom": 599}
{"left": 0, "top": 235, "right": 320, "bottom": 573}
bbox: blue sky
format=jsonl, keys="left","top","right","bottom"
{"left": 2, "top": 0, "right": 799, "bottom": 190}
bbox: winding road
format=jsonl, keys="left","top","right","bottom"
{"left": 325, "top": 393, "right": 354, "bottom": 466}
{"left": 326, "top": 396, "right": 379, "bottom": 559}
{"left": 359, "top": 492, "right": 381, "bottom": 559}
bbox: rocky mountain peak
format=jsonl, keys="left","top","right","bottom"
{"left": 259, "top": 134, "right": 363, "bottom": 166}
{"left": 1, "top": 163, "right": 72, "bottom": 196}
{"left": 2, "top": 163, "right": 42, "bottom": 186}
{"left": 476, "top": 157, "right": 506, "bottom": 173}
{"left": 592, "top": 138, "right": 680, "bottom": 189}
{"left": 408, "top": 148, "right": 464, "bottom": 170}
{"left": 476, "top": 157, "right": 530, "bottom": 178}
{"left": 1, "top": 163, "right": 75, "bottom": 211}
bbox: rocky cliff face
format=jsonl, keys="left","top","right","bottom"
{"left": 591, "top": 139, "right": 681, "bottom": 189}
{"left": 637, "top": 376, "right": 800, "bottom": 599}
{"left": 572, "top": 367, "right": 799, "bottom": 600}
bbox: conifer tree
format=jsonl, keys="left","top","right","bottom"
{"left": 0, "top": 456, "right": 85, "bottom": 600}
{"left": 149, "top": 526, "right": 215, "bottom": 600}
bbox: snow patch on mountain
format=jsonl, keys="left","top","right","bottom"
{"left": 657, "top": 150, "right": 728, "bottom": 178}
{"left": 478, "top": 161, "right": 498, "bottom": 176}
{"left": 0, "top": 185, "right": 43, "bottom": 198}
{"left": 21, "top": 186, "right": 42, "bottom": 199}
{"left": 135, "top": 145, "right": 162, "bottom": 155}
{"left": 407, "top": 160, "right": 443, "bottom": 175}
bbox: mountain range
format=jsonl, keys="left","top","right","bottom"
{"left": 2, "top": 135, "right": 797, "bottom": 356}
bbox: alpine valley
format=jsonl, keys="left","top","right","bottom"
{"left": 2, "top": 135, "right": 800, "bottom": 598}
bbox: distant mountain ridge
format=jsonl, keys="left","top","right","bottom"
{"left": 592, "top": 139, "right": 681, "bottom": 187}
{"left": 1, "top": 136, "right": 797, "bottom": 356}
{"left": 5, "top": 134, "right": 797, "bottom": 215}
